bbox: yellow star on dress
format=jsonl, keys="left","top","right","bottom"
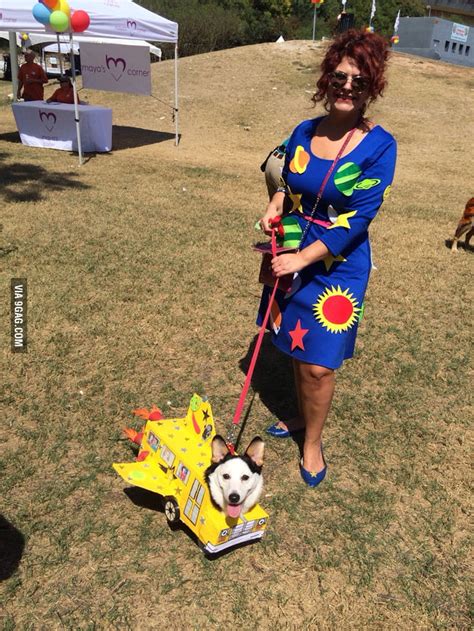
{"left": 288, "top": 192, "right": 302, "bottom": 213}
{"left": 327, "top": 209, "right": 357, "bottom": 230}
{"left": 322, "top": 253, "right": 346, "bottom": 271}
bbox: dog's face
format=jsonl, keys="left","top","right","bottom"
{"left": 205, "top": 435, "right": 264, "bottom": 519}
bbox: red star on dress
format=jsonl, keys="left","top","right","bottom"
{"left": 289, "top": 319, "right": 309, "bottom": 351}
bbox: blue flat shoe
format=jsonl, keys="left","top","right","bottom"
{"left": 266, "top": 422, "right": 304, "bottom": 438}
{"left": 299, "top": 456, "right": 327, "bottom": 488}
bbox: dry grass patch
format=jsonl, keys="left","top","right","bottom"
{"left": 1, "top": 41, "right": 473, "bottom": 629}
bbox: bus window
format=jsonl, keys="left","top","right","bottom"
{"left": 160, "top": 445, "right": 175, "bottom": 467}
{"left": 184, "top": 480, "right": 205, "bottom": 525}
{"left": 176, "top": 462, "right": 190, "bottom": 484}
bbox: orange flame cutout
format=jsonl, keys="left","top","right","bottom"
{"left": 133, "top": 405, "right": 163, "bottom": 421}
{"left": 123, "top": 427, "right": 143, "bottom": 445}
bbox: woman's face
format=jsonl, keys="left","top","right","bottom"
{"left": 326, "top": 56, "right": 370, "bottom": 116}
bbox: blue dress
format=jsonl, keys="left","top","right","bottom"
{"left": 258, "top": 117, "right": 397, "bottom": 369}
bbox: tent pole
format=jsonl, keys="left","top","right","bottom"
{"left": 69, "top": 32, "right": 83, "bottom": 166}
{"left": 57, "top": 34, "right": 64, "bottom": 74}
{"left": 174, "top": 43, "right": 179, "bottom": 146}
{"left": 9, "top": 32, "right": 19, "bottom": 102}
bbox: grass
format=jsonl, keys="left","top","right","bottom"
{"left": 1, "top": 41, "right": 473, "bottom": 629}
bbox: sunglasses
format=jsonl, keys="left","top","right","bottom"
{"left": 329, "top": 71, "right": 370, "bottom": 94}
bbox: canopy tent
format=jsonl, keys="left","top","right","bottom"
{"left": 0, "top": 0, "right": 179, "bottom": 157}
{"left": 0, "top": 0, "right": 178, "bottom": 42}
{"left": 41, "top": 37, "right": 162, "bottom": 58}
{"left": 0, "top": 32, "right": 162, "bottom": 58}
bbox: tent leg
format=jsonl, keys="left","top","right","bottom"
{"left": 69, "top": 33, "right": 83, "bottom": 166}
{"left": 57, "top": 34, "right": 64, "bottom": 75}
{"left": 9, "top": 32, "right": 19, "bottom": 102}
{"left": 174, "top": 43, "right": 179, "bottom": 146}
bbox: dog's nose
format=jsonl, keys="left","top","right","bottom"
{"left": 229, "top": 492, "right": 240, "bottom": 504}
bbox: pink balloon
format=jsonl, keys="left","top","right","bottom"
{"left": 70, "top": 9, "right": 90, "bottom": 33}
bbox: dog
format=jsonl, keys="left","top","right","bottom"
{"left": 205, "top": 435, "right": 264, "bottom": 519}
{"left": 451, "top": 197, "right": 474, "bottom": 252}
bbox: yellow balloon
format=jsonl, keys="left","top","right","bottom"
{"left": 57, "top": 0, "right": 70, "bottom": 16}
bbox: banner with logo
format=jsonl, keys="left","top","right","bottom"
{"left": 80, "top": 42, "right": 151, "bottom": 96}
{"left": 451, "top": 23, "right": 469, "bottom": 43}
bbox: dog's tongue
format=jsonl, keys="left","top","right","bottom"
{"left": 227, "top": 504, "right": 242, "bottom": 519}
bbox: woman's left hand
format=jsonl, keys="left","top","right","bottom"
{"left": 271, "top": 252, "right": 305, "bottom": 277}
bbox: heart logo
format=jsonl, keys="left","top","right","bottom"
{"left": 39, "top": 110, "right": 57, "bottom": 132}
{"left": 105, "top": 55, "right": 126, "bottom": 81}
{"left": 127, "top": 20, "right": 137, "bottom": 30}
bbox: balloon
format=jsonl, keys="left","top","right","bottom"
{"left": 21, "top": 33, "right": 29, "bottom": 41}
{"left": 57, "top": 0, "right": 70, "bottom": 16}
{"left": 33, "top": 2, "right": 52, "bottom": 25}
{"left": 49, "top": 10, "right": 69, "bottom": 32}
{"left": 71, "top": 9, "right": 90, "bottom": 33}
{"left": 40, "top": 0, "right": 60, "bottom": 9}
{"left": 391, "top": 35, "right": 400, "bottom": 44}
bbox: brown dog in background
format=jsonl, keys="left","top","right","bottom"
{"left": 451, "top": 197, "right": 474, "bottom": 252}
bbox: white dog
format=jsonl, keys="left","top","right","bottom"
{"left": 205, "top": 435, "right": 264, "bottom": 519}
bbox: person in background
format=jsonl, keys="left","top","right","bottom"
{"left": 17, "top": 50, "right": 48, "bottom": 101}
{"left": 257, "top": 29, "right": 397, "bottom": 487}
{"left": 46, "top": 76, "right": 76, "bottom": 104}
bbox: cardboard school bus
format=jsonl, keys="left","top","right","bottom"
{"left": 113, "top": 394, "right": 269, "bottom": 554}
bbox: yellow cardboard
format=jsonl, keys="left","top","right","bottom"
{"left": 113, "top": 394, "right": 268, "bottom": 554}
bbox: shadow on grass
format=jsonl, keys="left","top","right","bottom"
{"left": 0, "top": 150, "right": 91, "bottom": 203}
{"left": 0, "top": 515, "right": 25, "bottom": 581}
{"left": 239, "top": 333, "right": 298, "bottom": 424}
{"left": 0, "top": 131, "right": 21, "bottom": 145}
{"left": 111, "top": 125, "right": 177, "bottom": 151}
{"left": 123, "top": 487, "right": 264, "bottom": 559}
{"left": 444, "top": 238, "right": 473, "bottom": 253}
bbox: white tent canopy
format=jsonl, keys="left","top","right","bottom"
{"left": 0, "top": 0, "right": 179, "bottom": 155}
{"left": 0, "top": 0, "right": 178, "bottom": 43}
{"left": 41, "top": 37, "right": 162, "bottom": 59}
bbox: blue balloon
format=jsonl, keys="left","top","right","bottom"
{"left": 33, "top": 2, "right": 52, "bottom": 25}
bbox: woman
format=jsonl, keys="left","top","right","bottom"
{"left": 258, "top": 29, "right": 397, "bottom": 487}
{"left": 46, "top": 76, "right": 75, "bottom": 104}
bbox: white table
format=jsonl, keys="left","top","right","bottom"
{"left": 12, "top": 101, "right": 112, "bottom": 153}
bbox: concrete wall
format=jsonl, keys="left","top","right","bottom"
{"left": 396, "top": 17, "right": 473, "bottom": 67}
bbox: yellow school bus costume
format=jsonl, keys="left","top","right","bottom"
{"left": 113, "top": 394, "right": 268, "bottom": 554}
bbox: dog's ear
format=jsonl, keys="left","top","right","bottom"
{"left": 244, "top": 436, "right": 265, "bottom": 467}
{"left": 211, "top": 435, "right": 230, "bottom": 463}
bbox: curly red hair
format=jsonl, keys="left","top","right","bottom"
{"left": 313, "top": 29, "right": 390, "bottom": 109}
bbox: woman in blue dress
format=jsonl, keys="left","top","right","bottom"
{"left": 258, "top": 29, "right": 397, "bottom": 487}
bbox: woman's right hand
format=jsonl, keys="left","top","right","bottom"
{"left": 259, "top": 193, "right": 285, "bottom": 234}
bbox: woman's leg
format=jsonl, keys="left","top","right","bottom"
{"left": 294, "top": 359, "right": 335, "bottom": 473}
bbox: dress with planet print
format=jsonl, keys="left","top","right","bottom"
{"left": 257, "top": 116, "right": 397, "bottom": 369}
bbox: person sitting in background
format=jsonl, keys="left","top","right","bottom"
{"left": 17, "top": 50, "right": 48, "bottom": 101}
{"left": 46, "top": 76, "right": 76, "bottom": 104}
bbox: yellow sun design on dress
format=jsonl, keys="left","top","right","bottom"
{"left": 313, "top": 286, "right": 360, "bottom": 333}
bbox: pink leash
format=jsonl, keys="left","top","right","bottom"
{"left": 227, "top": 230, "right": 280, "bottom": 452}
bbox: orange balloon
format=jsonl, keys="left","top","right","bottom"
{"left": 40, "top": 0, "right": 60, "bottom": 10}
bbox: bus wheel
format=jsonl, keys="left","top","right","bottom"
{"left": 164, "top": 498, "right": 180, "bottom": 524}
